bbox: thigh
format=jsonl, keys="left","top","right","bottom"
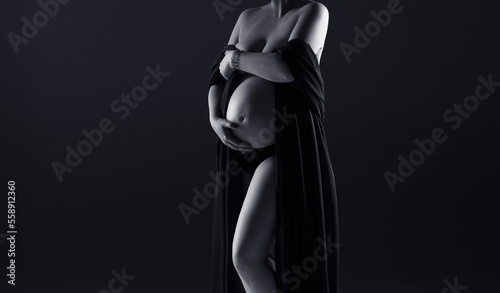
{"left": 233, "top": 154, "right": 277, "bottom": 257}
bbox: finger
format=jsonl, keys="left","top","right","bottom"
{"left": 224, "top": 131, "right": 252, "bottom": 149}
{"left": 220, "top": 137, "right": 245, "bottom": 151}
{"left": 219, "top": 119, "right": 239, "bottom": 129}
{"left": 221, "top": 133, "right": 252, "bottom": 152}
{"left": 224, "top": 140, "right": 253, "bottom": 152}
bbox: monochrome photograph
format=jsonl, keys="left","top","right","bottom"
{"left": 1, "top": 0, "right": 499, "bottom": 292}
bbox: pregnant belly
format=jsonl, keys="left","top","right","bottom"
{"left": 226, "top": 74, "right": 276, "bottom": 148}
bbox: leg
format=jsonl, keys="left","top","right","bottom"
{"left": 232, "top": 154, "right": 277, "bottom": 292}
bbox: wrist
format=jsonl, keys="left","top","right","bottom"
{"left": 230, "top": 50, "right": 243, "bottom": 69}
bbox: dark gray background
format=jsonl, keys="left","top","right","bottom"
{"left": 1, "top": 0, "right": 499, "bottom": 292}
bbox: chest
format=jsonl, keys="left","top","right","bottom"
{"left": 236, "top": 14, "right": 301, "bottom": 53}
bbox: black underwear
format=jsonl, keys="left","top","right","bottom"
{"left": 237, "top": 144, "right": 276, "bottom": 173}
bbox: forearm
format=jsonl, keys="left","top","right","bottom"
{"left": 208, "top": 84, "right": 223, "bottom": 122}
{"left": 235, "top": 51, "right": 294, "bottom": 83}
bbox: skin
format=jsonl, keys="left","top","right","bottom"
{"left": 225, "top": 74, "right": 277, "bottom": 148}
{"left": 208, "top": 1, "right": 329, "bottom": 292}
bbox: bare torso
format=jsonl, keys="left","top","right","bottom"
{"left": 225, "top": 1, "right": 318, "bottom": 148}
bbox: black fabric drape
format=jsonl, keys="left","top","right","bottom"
{"left": 209, "top": 39, "right": 339, "bottom": 293}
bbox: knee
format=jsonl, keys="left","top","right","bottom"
{"left": 232, "top": 242, "right": 262, "bottom": 273}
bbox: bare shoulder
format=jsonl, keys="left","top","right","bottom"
{"left": 301, "top": 1, "right": 329, "bottom": 19}
{"left": 289, "top": 1, "right": 329, "bottom": 59}
{"left": 237, "top": 6, "right": 266, "bottom": 23}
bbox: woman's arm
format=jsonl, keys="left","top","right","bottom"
{"left": 207, "top": 13, "right": 253, "bottom": 152}
{"left": 230, "top": 52, "right": 294, "bottom": 83}
{"left": 208, "top": 12, "right": 253, "bottom": 152}
{"left": 208, "top": 83, "right": 253, "bottom": 151}
{"left": 288, "top": 2, "right": 329, "bottom": 62}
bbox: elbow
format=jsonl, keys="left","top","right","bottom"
{"left": 281, "top": 72, "right": 294, "bottom": 83}
{"left": 266, "top": 74, "right": 294, "bottom": 83}
{"left": 263, "top": 71, "right": 294, "bottom": 83}
{"left": 274, "top": 71, "right": 294, "bottom": 83}
{"left": 271, "top": 53, "right": 294, "bottom": 83}
{"left": 269, "top": 65, "right": 294, "bottom": 83}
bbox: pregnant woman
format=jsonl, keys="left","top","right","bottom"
{"left": 208, "top": 1, "right": 339, "bottom": 292}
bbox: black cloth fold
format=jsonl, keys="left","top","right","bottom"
{"left": 209, "top": 38, "right": 339, "bottom": 293}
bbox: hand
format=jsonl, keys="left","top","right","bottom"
{"left": 219, "top": 50, "right": 236, "bottom": 80}
{"left": 210, "top": 117, "right": 252, "bottom": 152}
